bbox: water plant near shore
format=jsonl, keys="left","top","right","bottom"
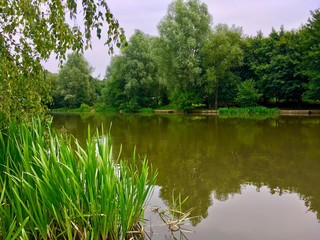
{"left": 0, "top": 119, "right": 156, "bottom": 239}
{"left": 218, "top": 107, "right": 279, "bottom": 119}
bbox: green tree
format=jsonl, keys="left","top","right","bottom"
{"left": 157, "top": 0, "right": 212, "bottom": 108}
{"left": 236, "top": 79, "right": 262, "bottom": 107}
{"left": 302, "top": 9, "right": 320, "bottom": 102}
{"left": 101, "top": 30, "right": 162, "bottom": 111}
{"left": 101, "top": 56, "right": 127, "bottom": 109}
{"left": 218, "top": 72, "right": 240, "bottom": 107}
{"left": 122, "top": 30, "right": 162, "bottom": 109}
{"left": 52, "top": 53, "right": 96, "bottom": 108}
{"left": 240, "top": 31, "right": 266, "bottom": 89}
{"left": 0, "top": 0, "right": 125, "bottom": 122}
{"left": 202, "top": 24, "right": 244, "bottom": 108}
{"left": 243, "top": 28, "right": 307, "bottom": 106}
{"left": 262, "top": 29, "right": 306, "bottom": 105}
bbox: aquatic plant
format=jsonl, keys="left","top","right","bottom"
{"left": 0, "top": 119, "right": 156, "bottom": 239}
{"left": 151, "top": 193, "right": 196, "bottom": 240}
{"left": 218, "top": 107, "right": 279, "bottom": 119}
{"left": 139, "top": 108, "right": 155, "bottom": 114}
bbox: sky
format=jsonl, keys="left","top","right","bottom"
{"left": 43, "top": 0, "right": 319, "bottom": 79}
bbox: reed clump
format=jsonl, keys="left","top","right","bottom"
{"left": 218, "top": 107, "right": 279, "bottom": 119}
{"left": 0, "top": 119, "right": 156, "bottom": 239}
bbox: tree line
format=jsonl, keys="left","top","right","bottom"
{"left": 50, "top": 0, "right": 320, "bottom": 111}
{"left": 0, "top": 0, "right": 127, "bottom": 124}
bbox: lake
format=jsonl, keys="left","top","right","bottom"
{"left": 52, "top": 113, "right": 320, "bottom": 240}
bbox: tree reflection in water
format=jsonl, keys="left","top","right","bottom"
{"left": 52, "top": 113, "right": 320, "bottom": 226}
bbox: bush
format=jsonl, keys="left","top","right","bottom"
{"left": 171, "top": 91, "right": 203, "bottom": 111}
{"left": 236, "top": 79, "right": 262, "bottom": 107}
{"left": 122, "top": 100, "right": 141, "bottom": 113}
{"left": 79, "top": 103, "right": 92, "bottom": 112}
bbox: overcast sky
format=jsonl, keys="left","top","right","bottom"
{"left": 43, "top": 0, "right": 319, "bottom": 78}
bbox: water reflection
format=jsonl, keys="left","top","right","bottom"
{"left": 52, "top": 113, "right": 320, "bottom": 238}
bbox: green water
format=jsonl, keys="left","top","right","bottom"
{"left": 52, "top": 113, "right": 320, "bottom": 240}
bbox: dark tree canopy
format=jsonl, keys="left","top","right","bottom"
{"left": 302, "top": 9, "right": 320, "bottom": 102}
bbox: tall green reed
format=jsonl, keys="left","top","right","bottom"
{"left": 0, "top": 119, "right": 156, "bottom": 239}
{"left": 218, "top": 107, "right": 279, "bottom": 119}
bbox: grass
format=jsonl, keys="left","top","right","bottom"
{"left": 138, "top": 108, "right": 155, "bottom": 114}
{"left": 0, "top": 119, "right": 156, "bottom": 239}
{"left": 218, "top": 107, "right": 279, "bottom": 119}
{"left": 50, "top": 104, "right": 119, "bottom": 114}
{"left": 50, "top": 104, "right": 93, "bottom": 113}
{"left": 151, "top": 193, "right": 196, "bottom": 240}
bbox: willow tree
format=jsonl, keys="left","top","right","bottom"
{"left": 102, "top": 30, "right": 162, "bottom": 111}
{"left": 0, "top": 0, "right": 125, "bottom": 122}
{"left": 52, "top": 53, "right": 97, "bottom": 108}
{"left": 157, "top": 0, "right": 212, "bottom": 108}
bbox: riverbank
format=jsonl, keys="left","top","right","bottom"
{"left": 51, "top": 107, "right": 320, "bottom": 116}
{"left": 279, "top": 110, "right": 320, "bottom": 116}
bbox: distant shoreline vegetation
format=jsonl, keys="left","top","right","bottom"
{"left": 47, "top": 7, "right": 320, "bottom": 119}
{"left": 50, "top": 105, "right": 282, "bottom": 118}
{"left": 218, "top": 107, "right": 279, "bottom": 119}
{"left": 50, "top": 104, "right": 320, "bottom": 119}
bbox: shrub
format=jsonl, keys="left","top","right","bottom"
{"left": 171, "top": 91, "right": 203, "bottom": 111}
{"left": 79, "top": 103, "right": 93, "bottom": 112}
{"left": 236, "top": 79, "right": 262, "bottom": 107}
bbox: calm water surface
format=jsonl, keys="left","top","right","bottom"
{"left": 52, "top": 113, "right": 320, "bottom": 240}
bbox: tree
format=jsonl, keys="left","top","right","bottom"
{"left": 265, "top": 29, "right": 306, "bottom": 105}
{"left": 243, "top": 27, "right": 307, "bottom": 106}
{"left": 202, "top": 24, "right": 244, "bottom": 108}
{"left": 101, "top": 30, "right": 162, "bottom": 111}
{"left": 121, "top": 30, "right": 162, "bottom": 109}
{"left": 236, "top": 79, "right": 262, "bottom": 107}
{"left": 101, "top": 56, "right": 127, "bottom": 109}
{"left": 301, "top": 9, "right": 320, "bottom": 102}
{"left": 0, "top": 0, "right": 125, "bottom": 122}
{"left": 52, "top": 53, "right": 95, "bottom": 108}
{"left": 157, "top": 0, "right": 212, "bottom": 108}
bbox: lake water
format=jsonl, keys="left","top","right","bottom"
{"left": 52, "top": 113, "right": 320, "bottom": 240}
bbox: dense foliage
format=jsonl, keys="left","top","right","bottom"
{"left": 3, "top": 1, "right": 318, "bottom": 114}
{"left": 0, "top": 119, "right": 156, "bottom": 239}
{"left": 52, "top": 53, "right": 102, "bottom": 108}
{"left": 157, "top": 0, "right": 212, "bottom": 108}
{"left": 0, "top": 0, "right": 126, "bottom": 123}
{"left": 301, "top": 9, "right": 320, "bottom": 102}
{"left": 101, "top": 30, "right": 164, "bottom": 111}
{"left": 202, "top": 24, "right": 244, "bottom": 108}
{"left": 95, "top": 2, "right": 319, "bottom": 111}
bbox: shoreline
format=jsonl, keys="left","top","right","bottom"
{"left": 154, "top": 109, "right": 320, "bottom": 116}
{"left": 50, "top": 109, "right": 320, "bottom": 116}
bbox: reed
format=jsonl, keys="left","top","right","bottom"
{"left": 0, "top": 119, "right": 156, "bottom": 239}
{"left": 218, "top": 107, "right": 279, "bottom": 119}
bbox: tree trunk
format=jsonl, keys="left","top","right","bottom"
{"left": 215, "top": 81, "right": 219, "bottom": 109}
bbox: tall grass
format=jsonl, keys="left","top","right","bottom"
{"left": 0, "top": 119, "right": 156, "bottom": 239}
{"left": 218, "top": 107, "right": 279, "bottom": 119}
